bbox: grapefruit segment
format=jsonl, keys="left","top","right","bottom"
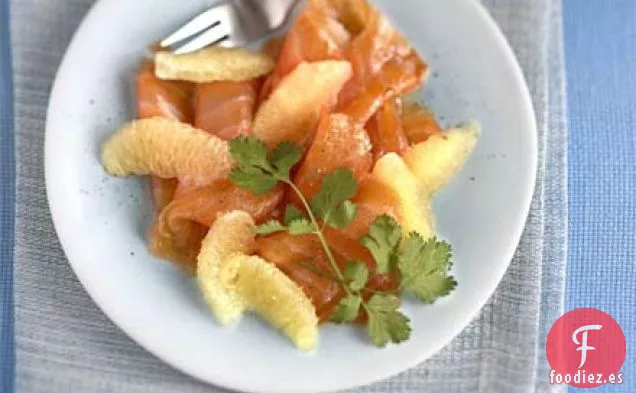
{"left": 373, "top": 153, "right": 435, "bottom": 240}
{"left": 197, "top": 211, "right": 257, "bottom": 325}
{"left": 233, "top": 254, "right": 319, "bottom": 351}
{"left": 403, "top": 122, "right": 480, "bottom": 194}
{"left": 155, "top": 46, "right": 275, "bottom": 83}
{"left": 197, "top": 211, "right": 318, "bottom": 350}
{"left": 253, "top": 61, "right": 352, "bottom": 148}
{"left": 101, "top": 118, "right": 233, "bottom": 187}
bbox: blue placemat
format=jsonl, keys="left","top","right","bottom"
{"left": 8, "top": 0, "right": 567, "bottom": 391}
{"left": 563, "top": 0, "right": 636, "bottom": 392}
{"left": 1, "top": 0, "right": 633, "bottom": 391}
{"left": 0, "top": 0, "right": 15, "bottom": 391}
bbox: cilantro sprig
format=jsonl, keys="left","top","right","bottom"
{"left": 228, "top": 136, "right": 457, "bottom": 347}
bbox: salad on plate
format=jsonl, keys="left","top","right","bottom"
{"left": 100, "top": 0, "right": 480, "bottom": 351}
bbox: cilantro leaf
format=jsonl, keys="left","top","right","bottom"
{"left": 374, "top": 310, "right": 411, "bottom": 345}
{"left": 360, "top": 215, "right": 402, "bottom": 274}
{"left": 229, "top": 136, "right": 273, "bottom": 172}
{"left": 311, "top": 168, "right": 358, "bottom": 229}
{"left": 228, "top": 138, "right": 303, "bottom": 195}
{"left": 284, "top": 205, "right": 306, "bottom": 225}
{"left": 256, "top": 220, "right": 287, "bottom": 235}
{"left": 366, "top": 294, "right": 411, "bottom": 347}
{"left": 229, "top": 167, "right": 278, "bottom": 195}
{"left": 270, "top": 142, "right": 302, "bottom": 178}
{"left": 330, "top": 295, "right": 362, "bottom": 323}
{"left": 398, "top": 234, "right": 456, "bottom": 304}
{"left": 343, "top": 262, "right": 369, "bottom": 292}
{"left": 288, "top": 219, "right": 316, "bottom": 235}
{"left": 283, "top": 206, "right": 315, "bottom": 235}
{"left": 367, "top": 293, "right": 401, "bottom": 311}
{"left": 325, "top": 200, "right": 358, "bottom": 229}
{"left": 407, "top": 274, "right": 458, "bottom": 304}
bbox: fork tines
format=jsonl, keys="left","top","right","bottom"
{"left": 160, "top": 5, "right": 233, "bottom": 54}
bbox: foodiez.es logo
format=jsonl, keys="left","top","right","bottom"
{"left": 573, "top": 324, "right": 602, "bottom": 369}
{"left": 546, "top": 308, "right": 626, "bottom": 388}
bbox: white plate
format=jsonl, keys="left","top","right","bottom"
{"left": 45, "top": 1, "right": 536, "bottom": 392}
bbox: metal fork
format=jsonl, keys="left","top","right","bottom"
{"left": 160, "top": 0, "right": 303, "bottom": 54}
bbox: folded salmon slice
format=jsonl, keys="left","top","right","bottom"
{"left": 338, "top": 10, "right": 410, "bottom": 106}
{"left": 150, "top": 177, "right": 179, "bottom": 213}
{"left": 376, "top": 52, "right": 428, "bottom": 97}
{"left": 136, "top": 61, "right": 204, "bottom": 270}
{"left": 321, "top": 0, "right": 373, "bottom": 35}
{"left": 256, "top": 233, "right": 342, "bottom": 321}
{"left": 340, "top": 53, "right": 428, "bottom": 126}
{"left": 193, "top": 79, "right": 261, "bottom": 141}
{"left": 334, "top": 6, "right": 427, "bottom": 128}
{"left": 293, "top": 113, "right": 373, "bottom": 201}
{"left": 342, "top": 174, "right": 401, "bottom": 239}
{"left": 150, "top": 181, "right": 284, "bottom": 272}
{"left": 256, "top": 232, "right": 395, "bottom": 322}
{"left": 156, "top": 181, "right": 284, "bottom": 229}
{"left": 260, "top": 0, "right": 351, "bottom": 100}
{"left": 149, "top": 220, "right": 208, "bottom": 274}
{"left": 261, "top": 36, "right": 286, "bottom": 61}
{"left": 401, "top": 102, "right": 442, "bottom": 144}
{"left": 136, "top": 60, "right": 195, "bottom": 212}
{"left": 366, "top": 100, "right": 409, "bottom": 160}
{"left": 137, "top": 60, "right": 194, "bottom": 123}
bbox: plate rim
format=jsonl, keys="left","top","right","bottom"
{"left": 44, "top": 0, "right": 538, "bottom": 392}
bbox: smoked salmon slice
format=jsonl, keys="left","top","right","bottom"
{"left": 256, "top": 231, "right": 399, "bottom": 322}
{"left": 401, "top": 101, "right": 442, "bottom": 144}
{"left": 149, "top": 220, "right": 208, "bottom": 274}
{"left": 136, "top": 60, "right": 194, "bottom": 212}
{"left": 150, "top": 177, "right": 178, "bottom": 213}
{"left": 150, "top": 181, "right": 284, "bottom": 271}
{"left": 333, "top": 5, "right": 426, "bottom": 128}
{"left": 255, "top": 232, "right": 381, "bottom": 322}
{"left": 137, "top": 61, "right": 201, "bottom": 271}
{"left": 137, "top": 60, "right": 194, "bottom": 123}
{"left": 260, "top": 0, "right": 351, "bottom": 100}
{"left": 156, "top": 181, "right": 284, "bottom": 230}
{"left": 255, "top": 233, "right": 342, "bottom": 321}
{"left": 366, "top": 99, "right": 409, "bottom": 160}
{"left": 321, "top": 0, "right": 373, "bottom": 35}
{"left": 256, "top": 175, "right": 401, "bottom": 321}
{"left": 293, "top": 113, "right": 373, "bottom": 201}
{"left": 339, "top": 52, "right": 428, "bottom": 126}
{"left": 135, "top": 0, "right": 439, "bottom": 287}
{"left": 339, "top": 174, "right": 401, "bottom": 240}
{"left": 193, "top": 79, "right": 261, "bottom": 141}
{"left": 337, "top": 10, "right": 409, "bottom": 106}
{"left": 261, "top": 36, "right": 286, "bottom": 61}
